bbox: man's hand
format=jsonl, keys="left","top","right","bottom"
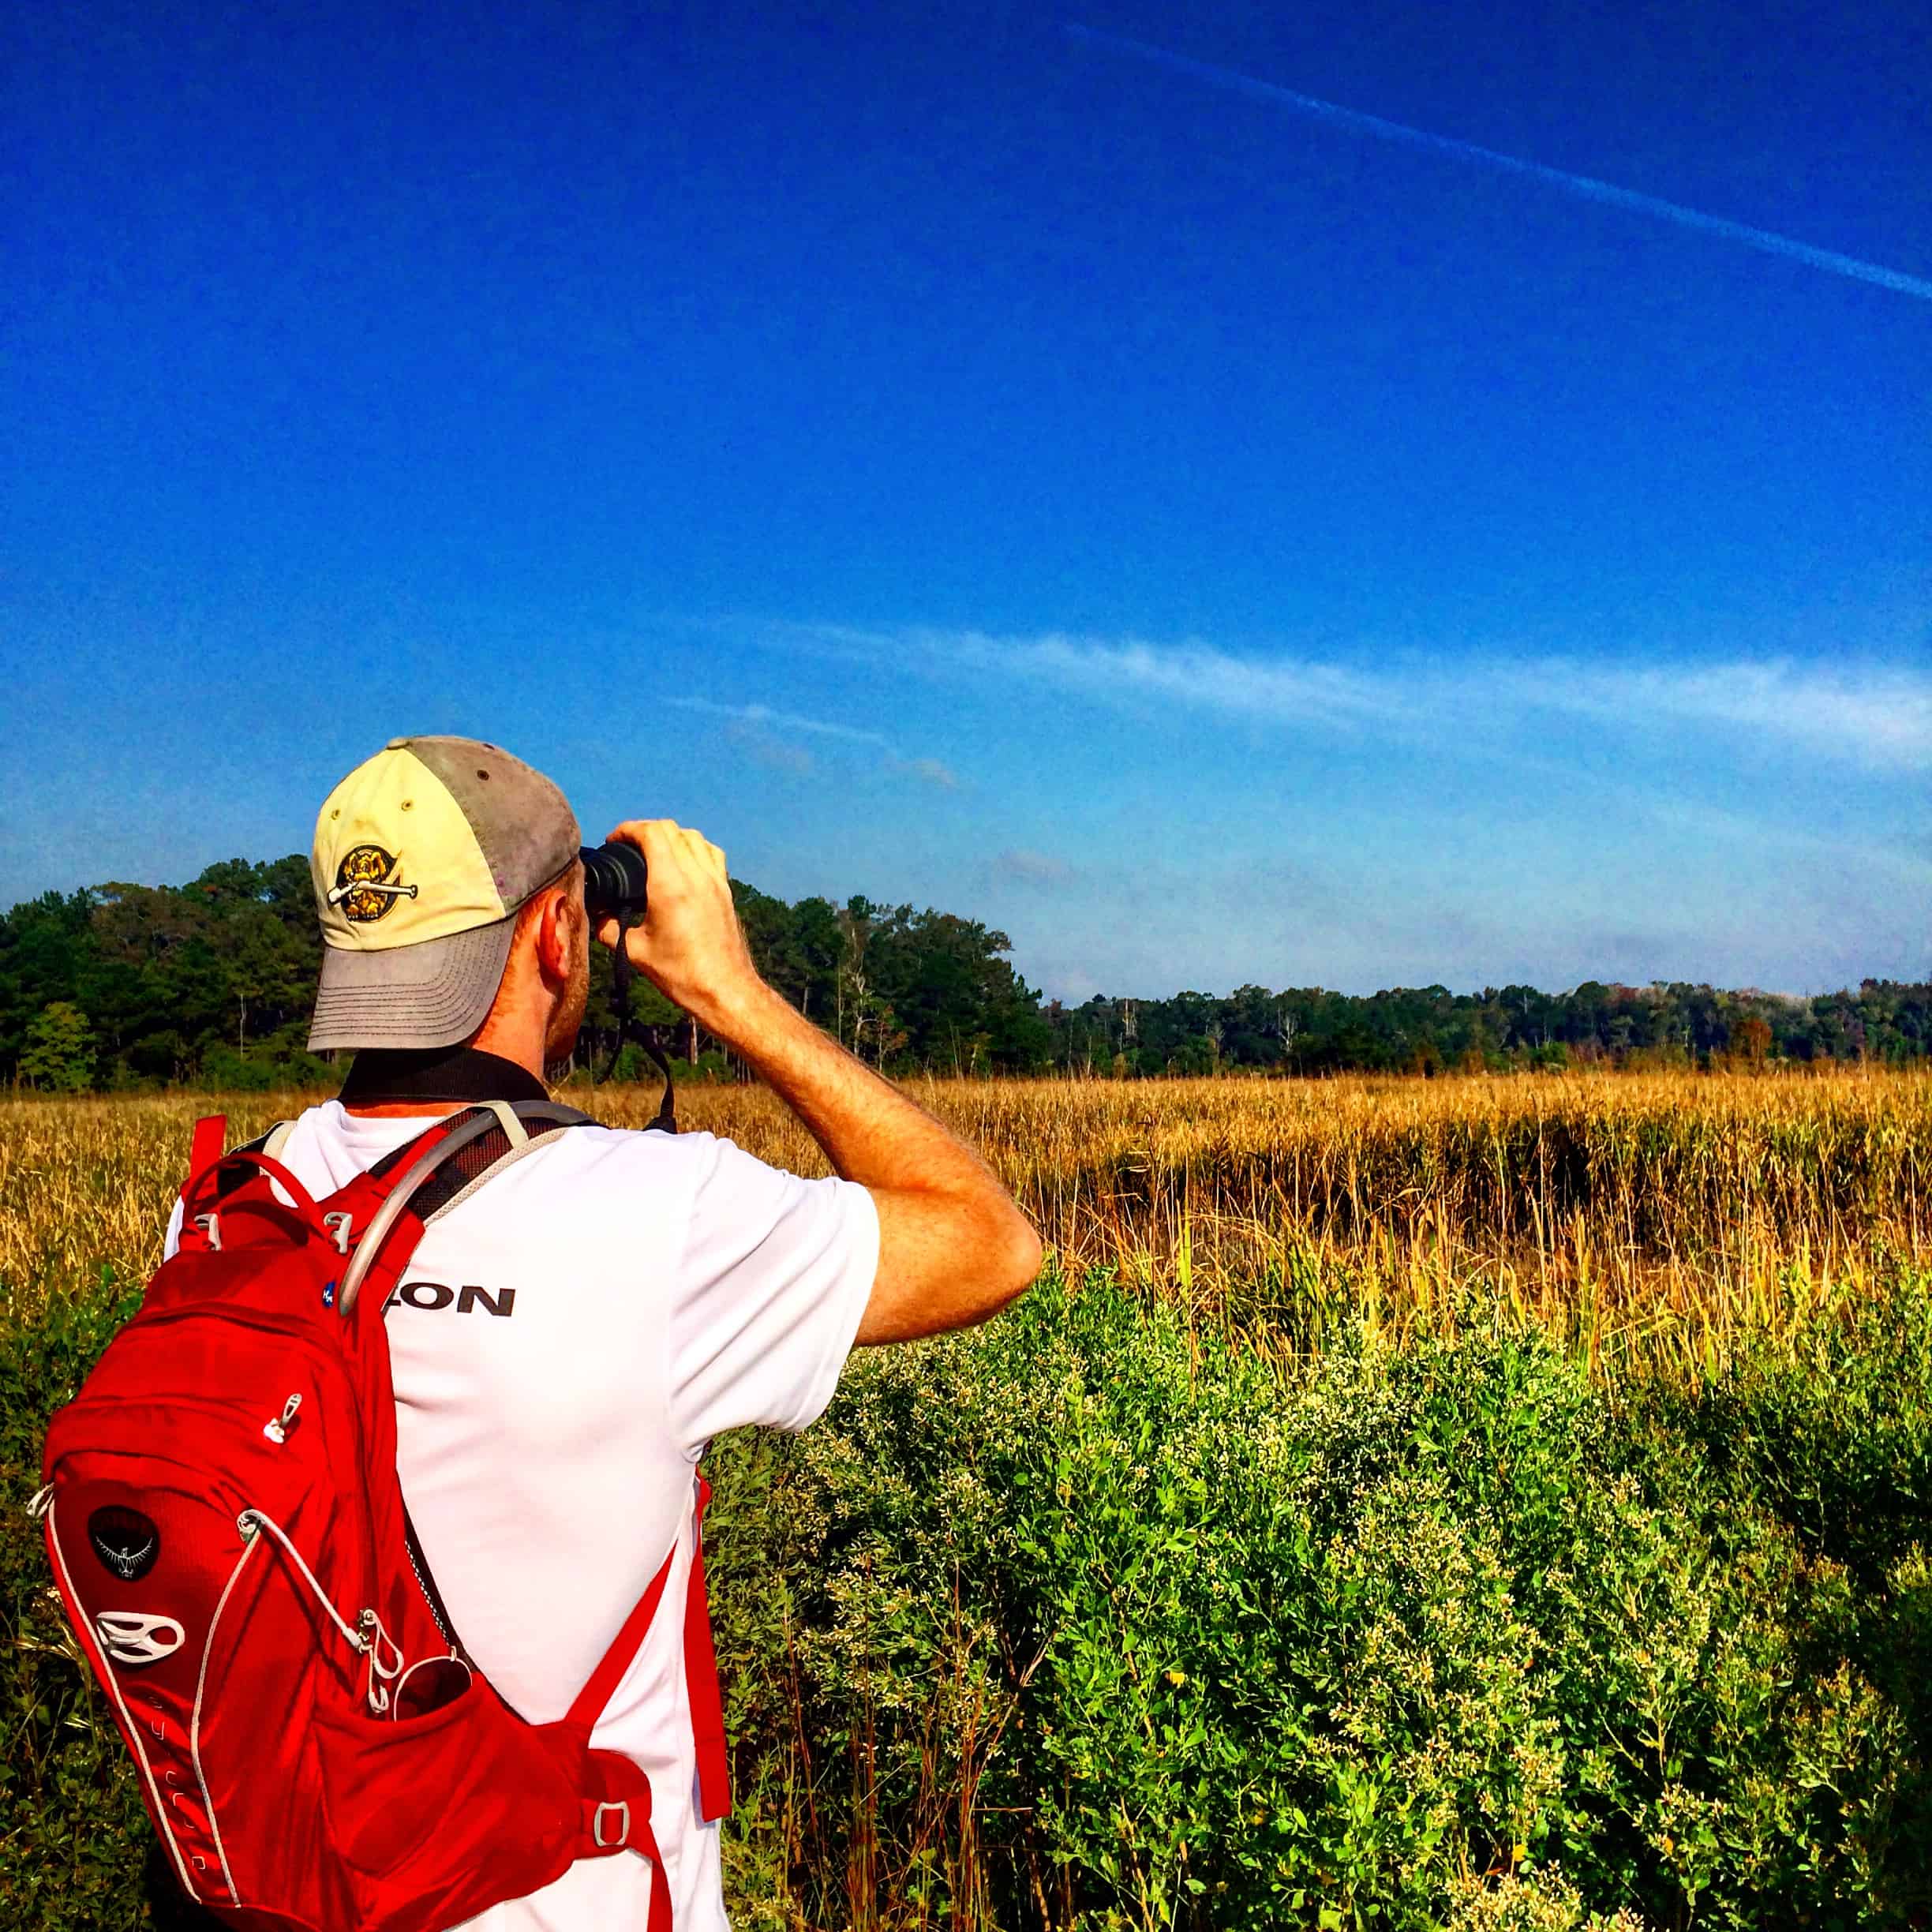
{"left": 598, "top": 820, "right": 764, "bottom": 1031}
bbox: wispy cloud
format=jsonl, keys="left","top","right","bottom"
{"left": 886, "top": 754, "right": 960, "bottom": 790}
{"left": 995, "top": 847, "right": 1078, "bottom": 886}
{"left": 669, "top": 694, "right": 959, "bottom": 788}
{"left": 953, "top": 631, "right": 1389, "bottom": 730}
{"left": 734, "top": 729, "right": 815, "bottom": 777}
{"left": 758, "top": 623, "right": 1932, "bottom": 772}
{"left": 1538, "top": 660, "right": 1932, "bottom": 769}
{"left": 668, "top": 696, "right": 889, "bottom": 747}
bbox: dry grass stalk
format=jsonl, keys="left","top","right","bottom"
{"left": 3, "top": 1068, "right": 1924, "bottom": 1375}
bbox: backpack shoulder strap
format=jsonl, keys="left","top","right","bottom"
{"left": 416, "top": 1101, "right": 595, "bottom": 1226}
{"left": 566, "top": 1545, "right": 677, "bottom": 1734}
{"left": 335, "top": 1100, "right": 735, "bottom": 1818}
{"left": 333, "top": 1102, "right": 593, "bottom": 1318}
{"left": 185, "top": 1115, "right": 227, "bottom": 1199}
{"left": 685, "top": 1473, "right": 730, "bottom": 1822}
{"left": 564, "top": 1471, "right": 732, "bottom": 1822}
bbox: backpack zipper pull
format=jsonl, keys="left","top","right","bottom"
{"left": 263, "top": 1394, "right": 303, "bottom": 1445}
{"left": 27, "top": 1483, "right": 54, "bottom": 1519}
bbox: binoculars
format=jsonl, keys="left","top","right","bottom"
{"left": 579, "top": 843, "right": 650, "bottom": 923}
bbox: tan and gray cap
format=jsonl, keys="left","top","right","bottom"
{"left": 308, "top": 736, "right": 581, "bottom": 1052}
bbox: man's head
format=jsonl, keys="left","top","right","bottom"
{"left": 309, "top": 736, "right": 590, "bottom": 1062}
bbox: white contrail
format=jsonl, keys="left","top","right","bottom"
{"left": 1064, "top": 23, "right": 1932, "bottom": 302}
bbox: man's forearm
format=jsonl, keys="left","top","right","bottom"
{"left": 694, "top": 979, "right": 1004, "bottom": 1198}
{"left": 697, "top": 976, "right": 1040, "bottom": 1342}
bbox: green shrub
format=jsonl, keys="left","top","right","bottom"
{"left": 712, "top": 1269, "right": 1931, "bottom": 1929}
{"left": 6, "top": 1260, "right": 1929, "bottom": 1929}
{"left": 0, "top": 1264, "right": 159, "bottom": 1928}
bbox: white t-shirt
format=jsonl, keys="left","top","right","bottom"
{"left": 166, "top": 1100, "right": 879, "bottom": 1931}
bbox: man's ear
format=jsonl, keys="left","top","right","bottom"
{"left": 534, "top": 887, "right": 577, "bottom": 987}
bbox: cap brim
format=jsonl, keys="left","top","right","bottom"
{"left": 308, "top": 917, "right": 518, "bottom": 1052}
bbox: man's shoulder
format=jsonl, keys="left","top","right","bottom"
{"left": 287, "top": 1103, "right": 724, "bottom": 1163}
{"left": 523, "top": 1122, "right": 841, "bottom": 1223}
{"left": 283, "top": 1103, "right": 769, "bottom": 1206}
{"left": 545, "top": 1118, "right": 724, "bottom": 1163}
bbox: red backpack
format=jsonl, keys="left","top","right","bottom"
{"left": 35, "top": 1103, "right": 729, "bottom": 1932}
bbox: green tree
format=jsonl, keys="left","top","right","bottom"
{"left": 6, "top": 853, "right": 1931, "bottom": 1086}
{"left": 789, "top": 897, "right": 846, "bottom": 1026}
{"left": 20, "top": 1000, "right": 96, "bottom": 1091}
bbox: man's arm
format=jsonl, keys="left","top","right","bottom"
{"left": 598, "top": 820, "right": 1043, "bottom": 1344}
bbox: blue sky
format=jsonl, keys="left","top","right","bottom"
{"left": 4, "top": 0, "right": 1926, "bottom": 999}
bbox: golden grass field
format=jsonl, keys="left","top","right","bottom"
{"left": 5, "top": 1068, "right": 1931, "bottom": 1930}
{"left": 4, "top": 1065, "right": 1925, "bottom": 1372}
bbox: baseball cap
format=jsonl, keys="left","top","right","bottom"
{"left": 307, "top": 736, "right": 582, "bottom": 1052}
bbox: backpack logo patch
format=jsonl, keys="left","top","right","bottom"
{"left": 88, "top": 1504, "right": 161, "bottom": 1582}
{"left": 328, "top": 844, "right": 419, "bottom": 923}
{"left": 95, "top": 1609, "right": 185, "bottom": 1666}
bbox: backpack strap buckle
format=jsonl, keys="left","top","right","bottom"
{"left": 592, "top": 1799, "right": 629, "bottom": 1848}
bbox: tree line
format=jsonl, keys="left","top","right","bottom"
{"left": 2, "top": 856, "right": 1925, "bottom": 1091}
{"left": 1043, "top": 977, "right": 1930, "bottom": 1076}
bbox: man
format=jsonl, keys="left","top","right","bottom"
{"left": 172, "top": 734, "right": 1040, "bottom": 1930}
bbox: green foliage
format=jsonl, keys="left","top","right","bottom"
{"left": 0, "top": 1264, "right": 156, "bottom": 1928}
{"left": 1051, "top": 980, "right": 1932, "bottom": 1078}
{"left": 705, "top": 1268, "right": 1932, "bottom": 1929}
{"left": 5, "top": 1249, "right": 1929, "bottom": 1928}
{"left": 19, "top": 1003, "right": 96, "bottom": 1091}
{"left": 0, "top": 860, "right": 1057, "bottom": 1088}
{"left": 6, "top": 859, "right": 1925, "bottom": 1091}
{"left": 0, "top": 857, "right": 323, "bottom": 1093}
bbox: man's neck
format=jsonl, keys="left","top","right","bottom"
{"left": 338, "top": 1042, "right": 550, "bottom": 1117}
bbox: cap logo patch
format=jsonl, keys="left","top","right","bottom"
{"left": 328, "top": 845, "right": 420, "bottom": 923}
{"left": 88, "top": 1504, "right": 161, "bottom": 1582}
